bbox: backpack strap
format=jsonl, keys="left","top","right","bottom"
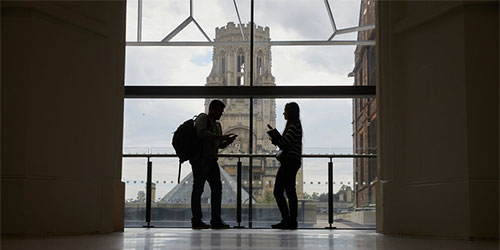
{"left": 196, "top": 113, "right": 212, "bottom": 130}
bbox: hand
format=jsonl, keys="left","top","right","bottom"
{"left": 220, "top": 134, "right": 232, "bottom": 141}
{"left": 221, "top": 133, "right": 237, "bottom": 143}
{"left": 271, "top": 138, "right": 278, "bottom": 145}
{"left": 267, "top": 124, "right": 273, "bottom": 130}
{"left": 228, "top": 134, "right": 238, "bottom": 144}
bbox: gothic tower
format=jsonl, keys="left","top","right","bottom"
{"left": 205, "top": 22, "right": 303, "bottom": 201}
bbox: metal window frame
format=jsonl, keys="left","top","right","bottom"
{"left": 126, "top": 0, "right": 377, "bottom": 230}
{"left": 124, "top": 86, "right": 376, "bottom": 99}
{"left": 131, "top": 0, "right": 375, "bottom": 46}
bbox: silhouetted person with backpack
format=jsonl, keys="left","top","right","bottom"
{"left": 190, "top": 100, "right": 237, "bottom": 229}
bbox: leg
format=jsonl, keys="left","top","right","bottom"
{"left": 284, "top": 163, "right": 301, "bottom": 222}
{"left": 273, "top": 166, "right": 290, "bottom": 221}
{"left": 190, "top": 159, "right": 208, "bottom": 222}
{"left": 206, "top": 159, "right": 222, "bottom": 222}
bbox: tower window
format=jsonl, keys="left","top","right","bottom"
{"left": 257, "top": 51, "right": 263, "bottom": 75}
{"left": 220, "top": 52, "right": 226, "bottom": 75}
{"left": 237, "top": 48, "right": 245, "bottom": 73}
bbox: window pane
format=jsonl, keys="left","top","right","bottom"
{"left": 123, "top": 99, "right": 254, "bottom": 227}
{"left": 123, "top": 99, "right": 203, "bottom": 227}
{"left": 123, "top": 157, "right": 147, "bottom": 227}
{"left": 125, "top": 47, "right": 214, "bottom": 86}
{"left": 125, "top": 0, "right": 369, "bottom": 86}
{"left": 247, "top": 99, "right": 375, "bottom": 229}
{"left": 255, "top": 1, "right": 360, "bottom": 40}
{"left": 123, "top": 97, "right": 376, "bottom": 229}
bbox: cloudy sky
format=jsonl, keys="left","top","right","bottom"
{"left": 122, "top": 0, "right": 373, "bottom": 200}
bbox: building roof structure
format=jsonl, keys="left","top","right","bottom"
{"left": 159, "top": 166, "right": 254, "bottom": 204}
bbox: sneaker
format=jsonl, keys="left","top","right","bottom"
{"left": 192, "top": 220, "right": 210, "bottom": 229}
{"left": 271, "top": 220, "right": 289, "bottom": 229}
{"left": 271, "top": 220, "right": 298, "bottom": 230}
{"left": 210, "top": 220, "right": 230, "bottom": 229}
{"left": 286, "top": 220, "right": 298, "bottom": 230}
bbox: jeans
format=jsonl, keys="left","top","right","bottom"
{"left": 190, "top": 157, "right": 222, "bottom": 223}
{"left": 273, "top": 159, "right": 301, "bottom": 222}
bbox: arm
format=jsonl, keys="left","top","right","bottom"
{"left": 267, "top": 125, "right": 283, "bottom": 148}
{"left": 277, "top": 125, "right": 300, "bottom": 149}
{"left": 221, "top": 137, "right": 237, "bottom": 149}
{"left": 271, "top": 135, "right": 283, "bottom": 148}
{"left": 196, "top": 114, "right": 235, "bottom": 143}
{"left": 219, "top": 140, "right": 230, "bottom": 149}
{"left": 220, "top": 135, "right": 237, "bottom": 149}
{"left": 219, "top": 123, "right": 237, "bottom": 149}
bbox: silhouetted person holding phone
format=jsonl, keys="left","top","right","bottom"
{"left": 191, "top": 100, "right": 237, "bottom": 229}
{"left": 267, "top": 102, "right": 303, "bottom": 229}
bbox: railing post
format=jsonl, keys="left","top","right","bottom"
{"left": 248, "top": 0, "right": 255, "bottom": 229}
{"left": 248, "top": 155, "right": 253, "bottom": 228}
{"left": 177, "top": 161, "right": 182, "bottom": 184}
{"left": 137, "top": 0, "right": 142, "bottom": 42}
{"left": 143, "top": 157, "right": 154, "bottom": 228}
{"left": 326, "top": 158, "right": 337, "bottom": 229}
{"left": 234, "top": 157, "right": 244, "bottom": 228}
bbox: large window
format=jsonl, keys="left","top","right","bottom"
{"left": 123, "top": 0, "right": 376, "bottom": 229}
{"left": 123, "top": 98, "right": 376, "bottom": 229}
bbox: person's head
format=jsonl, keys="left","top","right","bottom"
{"left": 284, "top": 102, "right": 300, "bottom": 123}
{"left": 208, "top": 99, "right": 226, "bottom": 120}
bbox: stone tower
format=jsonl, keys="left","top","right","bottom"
{"left": 205, "top": 22, "right": 303, "bottom": 201}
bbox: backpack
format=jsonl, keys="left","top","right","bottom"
{"left": 172, "top": 114, "right": 213, "bottom": 182}
{"left": 172, "top": 116, "right": 203, "bottom": 183}
{"left": 172, "top": 116, "right": 202, "bottom": 164}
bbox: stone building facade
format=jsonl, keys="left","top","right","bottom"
{"left": 205, "top": 22, "right": 303, "bottom": 201}
{"left": 352, "top": 0, "right": 376, "bottom": 208}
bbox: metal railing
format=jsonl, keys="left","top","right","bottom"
{"left": 122, "top": 152, "right": 376, "bottom": 229}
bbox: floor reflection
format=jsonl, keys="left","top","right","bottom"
{"left": 1, "top": 229, "right": 498, "bottom": 250}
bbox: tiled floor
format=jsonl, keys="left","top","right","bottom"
{"left": 2, "top": 228, "right": 498, "bottom": 250}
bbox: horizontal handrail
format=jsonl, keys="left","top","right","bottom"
{"left": 126, "top": 40, "right": 375, "bottom": 47}
{"left": 122, "top": 153, "right": 376, "bottom": 158}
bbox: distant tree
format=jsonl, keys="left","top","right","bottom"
{"left": 303, "top": 192, "right": 311, "bottom": 200}
{"left": 311, "top": 192, "right": 320, "bottom": 200}
{"left": 260, "top": 190, "right": 275, "bottom": 203}
{"left": 318, "top": 193, "right": 328, "bottom": 202}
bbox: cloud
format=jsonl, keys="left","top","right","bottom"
{"left": 125, "top": 47, "right": 213, "bottom": 85}
{"left": 190, "top": 50, "right": 212, "bottom": 66}
{"left": 272, "top": 47, "right": 355, "bottom": 85}
{"left": 255, "top": 0, "right": 360, "bottom": 40}
{"left": 255, "top": 1, "right": 331, "bottom": 40}
{"left": 123, "top": 99, "right": 204, "bottom": 147}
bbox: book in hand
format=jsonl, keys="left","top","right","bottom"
{"left": 267, "top": 128, "right": 281, "bottom": 141}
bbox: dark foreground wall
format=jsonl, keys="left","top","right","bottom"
{"left": 377, "top": 1, "right": 499, "bottom": 239}
{"left": 1, "top": 1, "right": 126, "bottom": 235}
